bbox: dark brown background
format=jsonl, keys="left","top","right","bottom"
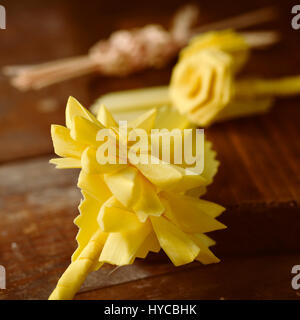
{"left": 0, "top": 0, "right": 299, "bottom": 300}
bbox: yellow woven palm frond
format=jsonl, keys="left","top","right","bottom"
{"left": 49, "top": 97, "right": 225, "bottom": 300}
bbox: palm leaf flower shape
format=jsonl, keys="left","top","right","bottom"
{"left": 169, "top": 30, "right": 257, "bottom": 126}
{"left": 49, "top": 97, "right": 226, "bottom": 300}
{"left": 171, "top": 30, "right": 300, "bottom": 126}
{"left": 93, "top": 30, "right": 300, "bottom": 128}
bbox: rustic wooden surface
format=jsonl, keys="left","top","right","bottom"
{"left": 0, "top": 0, "right": 299, "bottom": 300}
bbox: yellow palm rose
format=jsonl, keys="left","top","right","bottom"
{"left": 48, "top": 97, "right": 225, "bottom": 300}
{"left": 170, "top": 48, "right": 234, "bottom": 126}
{"left": 170, "top": 30, "right": 249, "bottom": 127}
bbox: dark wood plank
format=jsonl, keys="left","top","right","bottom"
{"left": 205, "top": 99, "right": 300, "bottom": 205}
{"left": 76, "top": 253, "right": 300, "bottom": 300}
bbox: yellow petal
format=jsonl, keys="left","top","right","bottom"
{"left": 146, "top": 232, "right": 161, "bottom": 253}
{"left": 104, "top": 167, "right": 164, "bottom": 222}
{"left": 195, "top": 198, "right": 225, "bottom": 218}
{"left": 66, "top": 96, "right": 101, "bottom": 129}
{"left": 194, "top": 233, "right": 216, "bottom": 247}
{"left": 170, "top": 53, "right": 212, "bottom": 114}
{"left": 168, "top": 168, "right": 208, "bottom": 193}
{"left": 78, "top": 170, "right": 111, "bottom": 203}
{"left": 70, "top": 116, "right": 102, "bottom": 146}
{"left": 153, "top": 137, "right": 215, "bottom": 196}
{"left": 135, "top": 157, "right": 183, "bottom": 190}
{"left": 99, "top": 220, "right": 152, "bottom": 265}
{"left": 49, "top": 157, "right": 82, "bottom": 169}
{"left": 51, "top": 125, "right": 86, "bottom": 158}
{"left": 161, "top": 192, "right": 226, "bottom": 233}
{"left": 190, "top": 233, "right": 220, "bottom": 264}
{"left": 81, "top": 147, "right": 100, "bottom": 174}
{"left": 98, "top": 196, "right": 144, "bottom": 232}
{"left": 134, "top": 245, "right": 149, "bottom": 260}
{"left": 135, "top": 231, "right": 160, "bottom": 259}
{"left": 180, "top": 30, "right": 249, "bottom": 73}
{"left": 97, "top": 104, "right": 118, "bottom": 127}
{"left": 104, "top": 166, "right": 140, "bottom": 207}
{"left": 81, "top": 147, "right": 126, "bottom": 174}
{"left": 128, "top": 109, "right": 157, "bottom": 133}
{"left": 72, "top": 192, "right": 108, "bottom": 271}
{"left": 155, "top": 105, "right": 191, "bottom": 130}
{"left": 136, "top": 158, "right": 208, "bottom": 194}
{"left": 131, "top": 173, "right": 164, "bottom": 222}
{"left": 201, "top": 140, "right": 220, "bottom": 185}
{"left": 150, "top": 216, "right": 200, "bottom": 266}
{"left": 186, "top": 50, "right": 233, "bottom": 126}
{"left": 185, "top": 186, "right": 207, "bottom": 198}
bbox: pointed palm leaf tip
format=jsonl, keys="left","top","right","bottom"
{"left": 49, "top": 97, "right": 226, "bottom": 300}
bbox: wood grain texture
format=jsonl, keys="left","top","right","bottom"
{"left": 0, "top": 0, "right": 299, "bottom": 300}
{"left": 76, "top": 253, "right": 300, "bottom": 300}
